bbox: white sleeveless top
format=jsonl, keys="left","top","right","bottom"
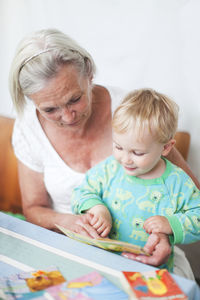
{"left": 12, "top": 86, "right": 127, "bottom": 213}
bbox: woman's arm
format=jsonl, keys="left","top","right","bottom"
{"left": 18, "top": 161, "right": 99, "bottom": 238}
{"left": 166, "top": 147, "right": 200, "bottom": 189}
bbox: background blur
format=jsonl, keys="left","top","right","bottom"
{"left": 1, "top": 0, "right": 200, "bottom": 180}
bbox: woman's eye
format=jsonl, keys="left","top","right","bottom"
{"left": 69, "top": 97, "right": 81, "bottom": 104}
{"left": 44, "top": 108, "right": 56, "bottom": 113}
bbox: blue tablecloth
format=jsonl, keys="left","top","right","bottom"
{"left": 0, "top": 212, "right": 199, "bottom": 299}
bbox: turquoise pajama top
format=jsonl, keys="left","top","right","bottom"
{"left": 71, "top": 156, "right": 200, "bottom": 271}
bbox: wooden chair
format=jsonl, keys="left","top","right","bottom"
{"left": 0, "top": 116, "right": 22, "bottom": 213}
{"left": 174, "top": 131, "right": 191, "bottom": 161}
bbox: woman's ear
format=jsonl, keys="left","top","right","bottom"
{"left": 162, "top": 139, "right": 176, "bottom": 156}
{"left": 88, "top": 74, "right": 93, "bottom": 82}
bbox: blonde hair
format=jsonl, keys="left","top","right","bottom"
{"left": 9, "top": 28, "right": 96, "bottom": 115}
{"left": 112, "top": 88, "right": 179, "bottom": 144}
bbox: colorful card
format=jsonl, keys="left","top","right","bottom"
{"left": 44, "top": 271, "right": 128, "bottom": 299}
{"left": 0, "top": 270, "right": 128, "bottom": 300}
{"left": 0, "top": 266, "right": 66, "bottom": 299}
{"left": 56, "top": 224, "right": 150, "bottom": 256}
{"left": 121, "top": 269, "right": 188, "bottom": 299}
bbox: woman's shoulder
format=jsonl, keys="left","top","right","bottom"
{"left": 13, "top": 102, "right": 42, "bottom": 142}
{"left": 94, "top": 84, "right": 128, "bottom": 101}
{"left": 15, "top": 101, "right": 37, "bottom": 126}
{"left": 12, "top": 102, "right": 45, "bottom": 172}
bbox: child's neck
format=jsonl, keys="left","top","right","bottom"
{"left": 138, "top": 158, "right": 166, "bottom": 180}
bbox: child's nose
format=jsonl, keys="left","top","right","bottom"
{"left": 122, "top": 153, "right": 132, "bottom": 165}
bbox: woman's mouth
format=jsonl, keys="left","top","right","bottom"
{"left": 59, "top": 119, "right": 80, "bottom": 127}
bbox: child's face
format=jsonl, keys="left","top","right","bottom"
{"left": 112, "top": 127, "right": 165, "bottom": 178}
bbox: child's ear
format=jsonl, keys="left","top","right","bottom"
{"left": 162, "top": 139, "right": 176, "bottom": 156}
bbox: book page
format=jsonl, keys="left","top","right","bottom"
{"left": 56, "top": 224, "right": 150, "bottom": 256}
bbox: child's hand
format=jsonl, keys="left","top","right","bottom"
{"left": 143, "top": 216, "right": 172, "bottom": 235}
{"left": 87, "top": 205, "right": 112, "bottom": 238}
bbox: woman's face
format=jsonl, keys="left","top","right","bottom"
{"left": 29, "top": 65, "right": 93, "bottom": 130}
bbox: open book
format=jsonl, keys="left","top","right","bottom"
{"left": 56, "top": 224, "right": 150, "bottom": 256}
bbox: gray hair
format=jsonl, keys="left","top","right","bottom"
{"left": 9, "top": 28, "right": 96, "bottom": 114}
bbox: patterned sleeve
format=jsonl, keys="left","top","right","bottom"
{"left": 71, "top": 158, "right": 111, "bottom": 214}
{"left": 166, "top": 176, "right": 200, "bottom": 244}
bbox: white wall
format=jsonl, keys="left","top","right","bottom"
{"left": 1, "top": 0, "right": 200, "bottom": 180}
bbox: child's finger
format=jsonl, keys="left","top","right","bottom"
{"left": 143, "top": 220, "right": 151, "bottom": 230}
{"left": 92, "top": 219, "right": 104, "bottom": 230}
{"left": 100, "top": 225, "right": 111, "bottom": 237}
{"left": 143, "top": 221, "right": 152, "bottom": 233}
{"left": 96, "top": 222, "right": 107, "bottom": 233}
{"left": 145, "top": 227, "right": 152, "bottom": 234}
{"left": 148, "top": 222, "right": 162, "bottom": 234}
{"left": 144, "top": 220, "right": 159, "bottom": 234}
{"left": 90, "top": 215, "right": 99, "bottom": 226}
{"left": 144, "top": 217, "right": 154, "bottom": 226}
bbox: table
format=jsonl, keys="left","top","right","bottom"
{"left": 0, "top": 212, "right": 199, "bottom": 299}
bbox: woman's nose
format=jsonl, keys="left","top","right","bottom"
{"left": 61, "top": 106, "right": 75, "bottom": 122}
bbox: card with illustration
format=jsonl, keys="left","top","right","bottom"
{"left": 121, "top": 269, "right": 188, "bottom": 299}
{"left": 44, "top": 271, "right": 128, "bottom": 299}
{"left": 56, "top": 224, "right": 150, "bottom": 256}
{"left": 0, "top": 266, "right": 66, "bottom": 299}
{"left": 0, "top": 270, "right": 128, "bottom": 300}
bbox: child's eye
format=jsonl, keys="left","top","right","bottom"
{"left": 133, "top": 151, "right": 145, "bottom": 156}
{"left": 115, "top": 145, "right": 122, "bottom": 150}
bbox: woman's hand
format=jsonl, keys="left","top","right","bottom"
{"left": 122, "top": 233, "right": 171, "bottom": 266}
{"left": 57, "top": 213, "right": 101, "bottom": 238}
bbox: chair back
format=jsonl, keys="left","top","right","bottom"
{"left": 0, "top": 116, "right": 22, "bottom": 213}
{"left": 174, "top": 131, "right": 190, "bottom": 161}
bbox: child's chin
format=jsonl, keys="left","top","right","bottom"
{"left": 125, "top": 169, "right": 139, "bottom": 176}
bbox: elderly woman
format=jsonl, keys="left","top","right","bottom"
{"left": 9, "top": 29, "right": 198, "bottom": 279}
